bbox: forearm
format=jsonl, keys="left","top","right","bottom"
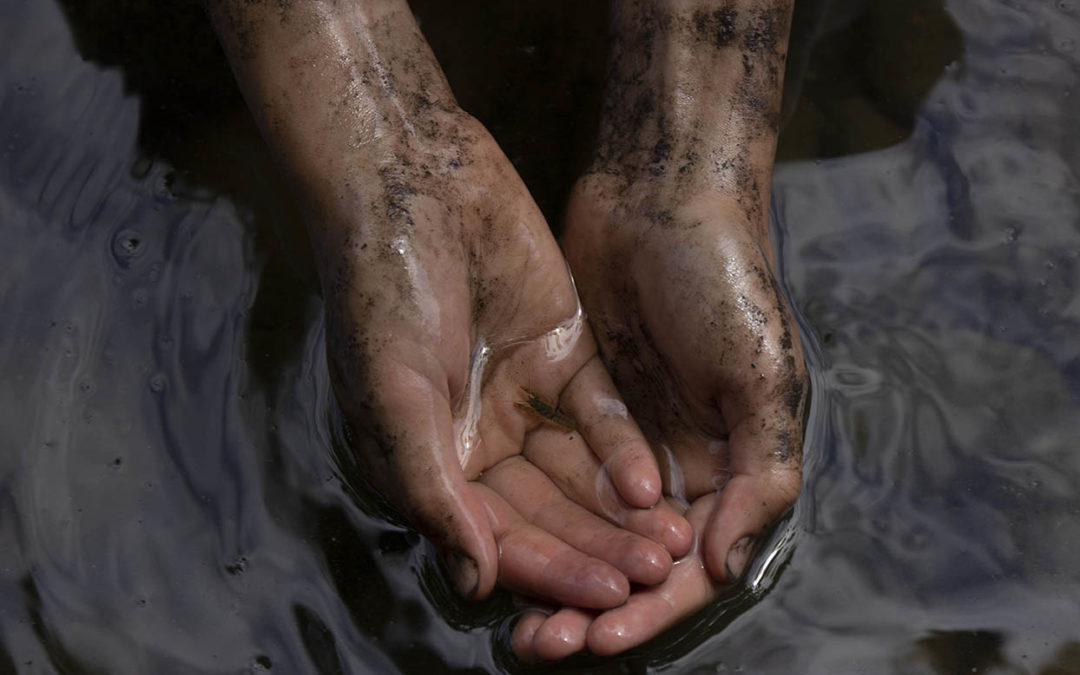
{"left": 204, "top": 0, "right": 460, "bottom": 246}
{"left": 595, "top": 0, "right": 794, "bottom": 225}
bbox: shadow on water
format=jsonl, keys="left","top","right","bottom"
{"left": 5, "top": 0, "right": 1080, "bottom": 672}
{"left": 781, "top": 0, "right": 963, "bottom": 160}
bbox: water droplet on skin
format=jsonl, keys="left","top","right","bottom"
{"left": 712, "top": 466, "right": 733, "bottom": 492}
{"left": 454, "top": 339, "right": 490, "bottom": 470}
{"left": 657, "top": 444, "right": 689, "bottom": 508}
{"left": 593, "top": 395, "right": 629, "bottom": 419}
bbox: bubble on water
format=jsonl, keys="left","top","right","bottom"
{"left": 225, "top": 556, "right": 248, "bottom": 575}
{"left": 111, "top": 228, "right": 146, "bottom": 269}
{"left": 149, "top": 373, "right": 166, "bottom": 393}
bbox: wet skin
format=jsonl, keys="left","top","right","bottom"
{"left": 512, "top": 0, "right": 808, "bottom": 659}
{"left": 205, "top": 0, "right": 693, "bottom": 611}
{"left": 205, "top": 0, "right": 806, "bottom": 660}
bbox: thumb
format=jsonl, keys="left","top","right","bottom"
{"left": 341, "top": 357, "right": 500, "bottom": 600}
{"left": 701, "top": 423, "right": 802, "bottom": 584}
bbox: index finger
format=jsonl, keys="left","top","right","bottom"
{"left": 560, "top": 356, "right": 663, "bottom": 508}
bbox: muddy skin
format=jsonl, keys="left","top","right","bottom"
{"left": 592, "top": 0, "right": 792, "bottom": 231}
{"left": 208, "top": 0, "right": 702, "bottom": 621}
{"left": 561, "top": 3, "right": 807, "bottom": 617}
{"left": 516, "top": 0, "right": 810, "bottom": 636}
{"left": 592, "top": 0, "right": 801, "bottom": 450}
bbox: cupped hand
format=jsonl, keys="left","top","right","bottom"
{"left": 319, "top": 111, "right": 691, "bottom": 606}
{"left": 511, "top": 174, "right": 808, "bottom": 659}
{"left": 207, "top": 0, "right": 693, "bottom": 629}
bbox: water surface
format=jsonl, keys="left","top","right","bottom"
{"left": 2, "top": 0, "right": 1080, "bottom": 673}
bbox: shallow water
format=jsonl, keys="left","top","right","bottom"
{"left": 3, "top": 0, "right": 1080, "bottom": 673}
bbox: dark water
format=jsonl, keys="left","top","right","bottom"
{"left": 3, "top": 0, "right": 1080, "bottom": 673}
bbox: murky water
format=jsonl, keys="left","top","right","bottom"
{"left": 3, "top": 0, "right": 1080, "bottom": 673}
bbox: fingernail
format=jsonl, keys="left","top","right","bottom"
{"left": 447, "top": 551, "right": 479, "bottom": 599}
{"left": 725, "top": 536, "right": 754, "bottom": 584}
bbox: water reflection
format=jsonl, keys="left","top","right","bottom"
{"left": 782, "top": 0, "right": 963, "bottom": 160}
{"left": 3, "top": 0, "right": 1080, "bottom": 672}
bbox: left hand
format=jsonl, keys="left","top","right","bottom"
{"left": 511, "top": 175, "right": 808, "bottom": 659}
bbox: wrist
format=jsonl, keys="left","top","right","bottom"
{"left": 593, "top": 0, "right": 793, "bottom": 208}
{"left": 207, "top": 0, "right": 463, "bottom": 191}
{"left": 567, "top": 172, "right": 771, "bottom": 248}
{"left": 208, "top": 0, "right": 482, "bottom": 252}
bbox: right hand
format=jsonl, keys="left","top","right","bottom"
{"left": 205, "top": 0, "right": 689, "bottom": 613}
{"left": 512, "top": 176, "right": 807, "bottom": 658}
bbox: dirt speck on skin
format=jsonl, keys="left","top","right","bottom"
{"left": 743, "top": 6, "right": 786, "bottom": 54}
{"left": 592, "top": 281, "right": 691, "bottom": 437}
{"left": 691, "top": 6, "right": 739, "bottom": 49}
{"left": 592, "top": 0, "right": 793, "bottom": 225}
{"left": 774, "top": 428, "right": 793, "bottom": 462}
{"left": 783, "top": 376, "right": 804, "bottom": 419}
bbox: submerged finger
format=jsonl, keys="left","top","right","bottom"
{"left": 511, "top": 611, "right": 547, "bottom": 662}
{"left": 482, "top": 456, "right": 672, "bottom": 585}
{"left": 531, "top": 608, "right": 593, "bottom": 660}
{"left": 472, "top": 482, "right": 630, "bottom": 609}
{"left": 587, "top": 495, "right": 722, "bottom": 657}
